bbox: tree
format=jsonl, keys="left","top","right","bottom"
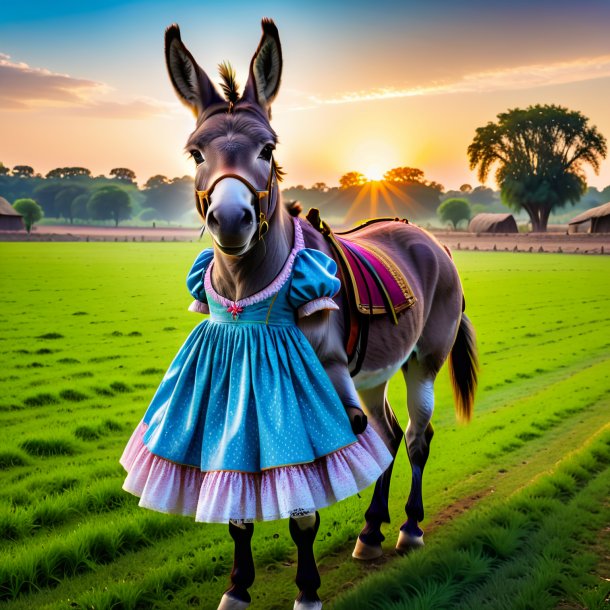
{"left": 438, "top": 198, "right": 471, "bottom": 229}
{"left": 46, "top": 167, "right": 92, "bottom": 179}
{"left": 144, "top": 176, "right": 194, "bottom": 222}
{"left": 311, "top": 182, "right": 329, "bottom": 192}
{"left": 339, "top": 171, "right": 367, "bottom": 190}
{"left": 54, "top": 186, "right": 88, "bottom": 223}
{"left": 110, "top": 168, "right": 136, "bottom": 182}
{"left": 72, "top": 193, "right": 91, "bottom": 221}
{"left": 383, "top": 167, "right": 425, "bottom": 184}
{"left": 469, "top": 186, "right": 497, "bottom": 205}
{"left": 88, "top": 186, "right": 132, "bottom": 226}
{"left": 459, "top": 184, "right": 472, "bottom": 193}
{"left": 144, "top": 175, "right": 171, "bottom": 189}
{"left": 0, "top": 163, "right": 9, "bottom": 176}
{"left": 468, "top": 104, "right": 607, "bottom": 232}
{"left": 13, "top": 165, "right": 35, "bottom": 178}
{"left": 13, "top": 198, "right": 43, "bottom": 233}
{"left": 427, "top": 181, "right": 445, "bottom": 193}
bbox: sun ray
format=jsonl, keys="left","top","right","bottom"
{"left": 377, "top": 182, "right": 399, "bottom": 216}
{"left": 344, "top": 182, "right": 372, "bottom": 225}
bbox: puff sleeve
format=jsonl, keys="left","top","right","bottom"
{"left": 288, "top": 248, "right": 341, "bottom": 318}
{"left": 186, "top": 248, "right": 214, "bottom": 314}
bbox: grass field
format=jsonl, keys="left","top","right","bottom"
{"left": 0, "top": 243, "right": 608, "bottom": 609}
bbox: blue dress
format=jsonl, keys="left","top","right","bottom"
{"left": 121, "top": 220, "right": 392, "bottom": 523}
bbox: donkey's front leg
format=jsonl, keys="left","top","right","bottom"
{"left": 289, "top": 512, "right": 322, "bottom": 610}
{"left": 217, "top": 521, "right": 255, "bottom": 610}
{"left": 298, "top": 312, "right": 366, "bottom": 433}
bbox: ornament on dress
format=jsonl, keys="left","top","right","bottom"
{"left": 227, "top": 302, "right": 244, "bottom": 320}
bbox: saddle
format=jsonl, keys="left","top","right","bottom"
{"left": 306, "top": 208, "right": 417, "bottom": 376}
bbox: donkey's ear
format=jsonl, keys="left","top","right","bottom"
{"left": 165, "top": 24, "right": 223, "bottom": 117}
{"left": 242, "top": 19, "right": 282, "bottom": 115}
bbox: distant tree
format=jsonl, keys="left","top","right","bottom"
{"left": 72, "top": 193, "right": 91, "bottom": 221}
{"left": 109, "top": 168, "right": 137, "bottom": 182}
{"left": 138, "top": 207, "right": 159, "bottom": 222}
{"left": 144, "top": 175, "right": 171, "bottom": 189}
{"left": 46, "top": 167, "right": 92, "bottom": 179}
{"left": 0, "top": 163, "right": 9, "bottom": 176}
{"left": 438, "top": 197, "right": 471, "bottom": 229}
{"left": 144, "top": 176, "right": 193, "bottom": 222}
{"left": 469, "top": 186, "right": 497, "bottom": 205}
{"left": 339, "top": 171, "right": 367, "bottom": 190}
{"left": 427, "top": 181, "right": 445, "bottom": 193}
{"left": 468, "top": 104, "right": 607, "bottom": 232}
{"left": 88, "top": 186, "right": 132, "bottom": 226}
{"left": 33, "top": 182, "right": 65, "bottom": 217}
{"left": 13, "top": 165, "right": 35, "bottom": 178}
{"left": 460, "top": 184, "right": 472, "bottom": 193}
{"left": 13, "top": 198, "right": 43, "bottom": 233}
{"left": 54, "top": 186, "right": 88, "bottom": 223}
{"left": 383, "top": 167, "right": 425, "bottom": 184}
{"left": 311, "top": 182, "right": 329, "bottom": 192}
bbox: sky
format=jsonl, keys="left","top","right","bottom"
{"left": 1, "top": 0, "right": 610, "bottom": 190}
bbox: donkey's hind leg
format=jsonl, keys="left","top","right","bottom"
{"left": 396, "top": 355, "right": 435, "bottom": 553}
{"left": 352, "top": 382, "right": 404, "bottom": 560}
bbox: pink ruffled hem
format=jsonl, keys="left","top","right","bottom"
{"left": 298, "top": 297, "right": 340, "bottom": 318}
{"left": 120, "top": 421, "right": 392, "bottom": 523}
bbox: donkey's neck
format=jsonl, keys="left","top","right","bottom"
{"left": 211, "top": 209, "right": 294, "bottom": 302}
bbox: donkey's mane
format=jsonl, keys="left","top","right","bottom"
{"left": 218, "top": 61, "right": 240, "bottom": 104}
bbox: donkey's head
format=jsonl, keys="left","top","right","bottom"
{"left": 165, "top": 19, "right": 283, "bottom": 255}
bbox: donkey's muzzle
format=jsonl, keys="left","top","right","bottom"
{"left": 207, "top": 206, "right": 255, "bottom": 250}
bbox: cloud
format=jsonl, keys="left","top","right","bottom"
{"left": 0, "top": 54, "right": 106, "bottom": 108}
{"left": 0, "top": 54, "right": 177, "bottom": 118}
{"left": 308, "top": 55, "right": 610, "bottom": 106}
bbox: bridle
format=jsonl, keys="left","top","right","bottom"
{"left": 193, "top": 103, "right": 278, "bottom": 244}
{"left": 195, "top": 156, "right": 276, "bottom": 242}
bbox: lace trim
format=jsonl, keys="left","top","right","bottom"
{"left": 297, "top": 297, "right": 340, "bottom": 318}
{"left": 204, "top": 217, "right": 304, "bottom": 308}
{"left": 188, "top": 300, "right": 210, "bottom": 315}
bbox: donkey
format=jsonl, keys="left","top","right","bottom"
{"left": 165, "top": 19, "right": 478, "bottom": 609}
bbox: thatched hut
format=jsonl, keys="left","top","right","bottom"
{"left": 468, "top": 213, "right": 518, "bottom": 233}
{"left": 0, "top": 197, "right": 24, "bottom": 231}
{"left": 568, "top": 201, "right": 610, "bottom": 234}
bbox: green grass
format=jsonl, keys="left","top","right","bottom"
{"left": 0, "top": 243, "right": 609, "bottom": 609}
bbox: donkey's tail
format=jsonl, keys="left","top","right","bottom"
{"left": 448, "top": 313, "right": 479, "bottom": 422}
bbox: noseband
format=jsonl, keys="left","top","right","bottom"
{"left": 195, "top": 154, "right": 277, "bottom": 242}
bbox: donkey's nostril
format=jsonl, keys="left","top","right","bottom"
{"left": 207, "top": 210, "right": 218, "bottom": 229}
{"left": 241, "top": 210, "right": 254, "bottom": 227}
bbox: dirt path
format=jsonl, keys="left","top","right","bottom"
{"left": 1, "top": 225, "right": 609, "bottom": 253}
{"left": 435, "top": 230, "right": 610, "bottom": 254}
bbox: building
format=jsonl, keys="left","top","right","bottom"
{"left": 468, "top": 213, "right": 518, "bottom": 233}
{"left": 0, "top": 196, "right": 24, "bottom": 231}
{"left": 568, "top": 201, "right": 610, "bottom": 234}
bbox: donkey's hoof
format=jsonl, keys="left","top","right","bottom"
{"left": 395, "top": 529, "right": 425, "bottom": 555}
{"left": 352, "top": 536, "right": 384, "bottom": 560}
{"left": 217, "top": 593, "right": 250, "bottom": 610}
{"left": 294, "top": 599, "right": 322, "bottom": 610}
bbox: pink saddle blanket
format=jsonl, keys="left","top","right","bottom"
{"left": 334, "top": 235, "right": 416, "bottom": 319}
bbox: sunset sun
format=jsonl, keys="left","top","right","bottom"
{"left": 364, "top": 164, "right": 385, "bottom": 181}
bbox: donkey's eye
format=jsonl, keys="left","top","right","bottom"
{"left": 190, "top": 150, "right": 205, "bottom": 165}
{"left": 258, "top": 144, "right": 274, "bottom": 162}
